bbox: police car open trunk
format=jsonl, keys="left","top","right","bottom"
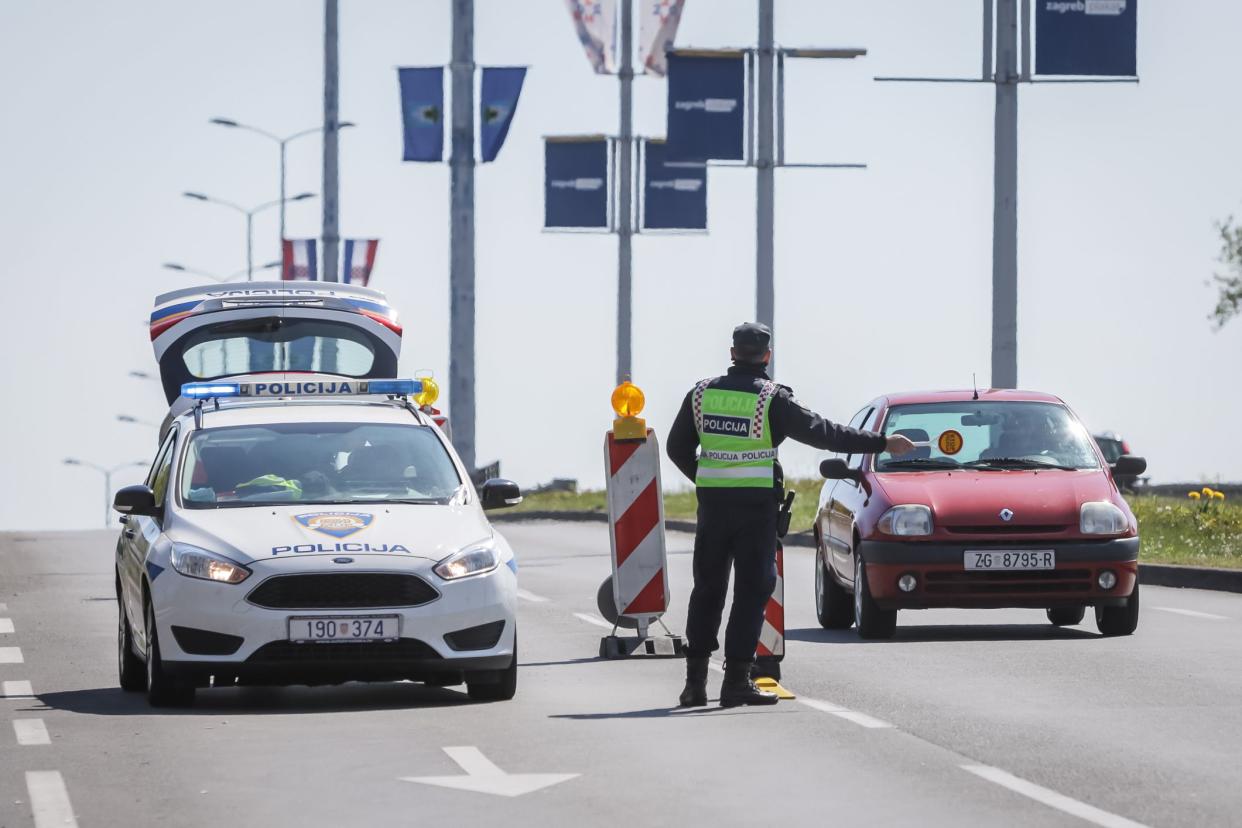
{"left": 150, "top": 283, "right": 402, "bottom": 406}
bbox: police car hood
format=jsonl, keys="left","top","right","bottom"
{"left": 168, "top": 502, "right": 492, "bottom": 565}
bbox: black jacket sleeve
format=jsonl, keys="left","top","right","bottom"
{"left": 666, "top": 391, "right": 700, "bottom": 482}
{"left": 771, "top": 388, "right": 888, "bottom": 454}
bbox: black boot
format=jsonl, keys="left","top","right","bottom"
{"left": 678, "top": 656, "right": 709, "bottom": 707}
{"left": 719, "top": 660, "right": 779, "bottom": 708}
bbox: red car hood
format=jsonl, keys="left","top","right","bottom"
{"left": 872, "top": 469, "right": 1115, "bottom": 528}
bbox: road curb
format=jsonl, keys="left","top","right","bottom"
{"left": 495, "top": 511, "right": 1241, "bottom": 592}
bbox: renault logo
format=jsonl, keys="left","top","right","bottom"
{"left": 999, "top": 508, "right": 1014, "bottom": 522}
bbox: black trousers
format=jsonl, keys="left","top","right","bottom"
{"left": 684, "top": 497, "right": 778, "bottom": 662}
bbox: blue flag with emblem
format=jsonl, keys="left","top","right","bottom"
{"left": 665, "top": 52, "right": 745, "bottom": 162}
{"left": 480, "top": 67, "right": 527, "bottom": 163}
{"left": 545, "top": 137, "right": 610, "bottom": 229}
{"left": 398, "top": 67, "right": 445, "bottom": 162}
{"left": 1036, "top": 0, "right": 1137, "bottom": 77}
{"left": 642, "top": 138, "right": 706, "bottom": 231}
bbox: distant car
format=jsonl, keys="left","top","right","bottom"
{"left": 1093, "top": 432, "right": 1140, "bottom": 491}
{"left": 813, "top": 390, "right": 1147, "bottom": 640}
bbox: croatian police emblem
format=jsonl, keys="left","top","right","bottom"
{"left": 294, "top": 512, "right": 374, "bottom": 538}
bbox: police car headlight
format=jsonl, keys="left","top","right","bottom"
{"left": 170, "top": 544, "right": 251, "bottom": 584}
{"left": 434, "top": 544, "right": 500, "bottom": 580}
{"left": 1080, "top": 502, "right": 1127, "bottom": 535}
{"left": 878, "top": 505, "right": 933, "bottom": 537}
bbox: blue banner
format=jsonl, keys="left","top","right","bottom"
{"left": 642, "top": 140, "right": 706, "bottom": 231}
{"left": 665, "top": 53, "right": 745, "bottom": 162}
{"left": 1036, "top": 0, "right": 1137, "bottom": 76}
{"left": 480, "top": 67, "right": 527, "bottom": 163}
{"left": 545, "top": 138, "right": 609, "bottom": 229}
{"left": 398, "top": 67, "right": 444, "bottom": 162}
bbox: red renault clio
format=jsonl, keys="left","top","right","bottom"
{"left": 813, "top": 390, "right": 1146, "bottom": 639}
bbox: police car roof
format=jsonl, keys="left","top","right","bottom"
{"left": 173, "top": 399, "right": 428, "bottom": 430}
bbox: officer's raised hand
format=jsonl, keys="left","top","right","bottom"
{"left": 886, "top": 434, "right": 917, "bottom": 456}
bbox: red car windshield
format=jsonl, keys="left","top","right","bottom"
{"left": 875, "top": 401, "right": 1101, "bottom": 472}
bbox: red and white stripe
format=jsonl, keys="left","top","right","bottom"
{"left": 604, "top": 430, "right": 669, "bottom": 618}
{"left": 756, "top": 543, "right": 785, "bottom": 658}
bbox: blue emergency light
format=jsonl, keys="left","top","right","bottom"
{"left": 180, "top": 379, "right": 423, "bottom": 399}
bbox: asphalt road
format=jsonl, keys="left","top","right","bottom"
{"left": 2, "top": 522, "right": 1240, "bottom": 827}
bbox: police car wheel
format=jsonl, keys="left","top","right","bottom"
{"left": 815, "top": 554, "right": 854, "bottom": 630}
{"left": 117, "top": 596, "right": 145, "bottom": 693}
{"left": 853, "top": 554, "right": 897, "bottom": 640}
{"left": 144, "top": 600, "right": 195, "bottom": 707}
{"left": 465, "top": 634, "right": 517, "bottom": 702}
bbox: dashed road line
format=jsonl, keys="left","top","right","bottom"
{"left": 0, "top": 602, "right": 7, "bottom": 611}
{"left": 0, "top": 617, "right": 13, "bottom": 633}
{"left": 2, "top": 680, "right": 34, "bottom": 698}
{"left": 572, "top": 612, "right": 614, "bottom": 630}
{"left": 0, "top": 646, "right": 24, "bottom": 663}
{"left": 962, "top": 764, "right": 1148, "bottom": 828}
{"left": 800, "top": 697, "right": 894, "bottom": 728}
{"left": 516, "top": 588, "right": 550, "bottom": 603}
{"left": 1152, "top": 606, "right": 1228, "bottom": 621}
{"left": 26, "top": 771, "right": 78, "bottom": 828}
{"left": 14, "top": 719, "right": 50, "bottom": 746}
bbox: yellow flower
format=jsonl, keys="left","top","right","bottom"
{"left": 1202, "top": 487, "right": 1213, "bottom": 497}
{"left": 1214, "top": 491, "right": 1226, "bottom": 501}
{"left": 1189, "top": 491, "right": 1201, "bottom": 500}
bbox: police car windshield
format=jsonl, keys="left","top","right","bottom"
{"left": 179, "top": 422, "right": 462, "bottom": 508}
{"left": 874, "top": 401, "right": 1100, "bottom": 472}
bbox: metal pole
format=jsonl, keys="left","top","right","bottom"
{"left": 103, "top": 469, "right": 111, "bottom": 528}
{"left": 616, "top": 0, "right": 633, "bottom": 384}
{"left": 756, "top": 0, "right": 775, "bottom": 375}
{"left": 246, "top": 212, "right": 254, "bottom": 281}
{"left": 982, "top": 0, "right": 994, "bottom": 80}
{"left": 450, "top": 0, "right": 477, "bottom": 473}
{"left": 991, "top": 0, "right": 1019, "bottom": 388}
{"left": 322, "top": 0, "right": 340, "bottom": 283}
{"left": 279, "top": 140, "right": 288, "bottom": 247}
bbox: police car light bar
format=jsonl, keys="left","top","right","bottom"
{"left": 181, "top": 379, "right": 423, "bottom": 399}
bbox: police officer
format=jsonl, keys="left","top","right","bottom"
{"left": 666, "top": 323, "right": 914, "bottom": 707}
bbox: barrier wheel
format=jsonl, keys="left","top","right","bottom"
{"left": 596, "top": 576, "right": 637, "bottom": 630}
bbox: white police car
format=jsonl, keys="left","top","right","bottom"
{"left": 113, "top": 376, "right": 521, "bottom": 707}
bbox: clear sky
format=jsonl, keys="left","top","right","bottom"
{"left": 2, "top": 0, "right": 1240, "bottom": 530}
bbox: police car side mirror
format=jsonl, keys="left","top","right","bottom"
{"left": 114, "top": 484, "right": 159, "bottom": 517}
{"left": 1111, "top": 455, "right": 1147, "bottom": 477}
{"left": 820, "top": 459, "right": 863, "bottom": 483}
{"left": 480, "top": 479, "right": 523, "bottom": 510}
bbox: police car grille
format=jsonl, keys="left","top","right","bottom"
{"left": 247, "top": 638, "right": 442, "bottom": 664}
{"left": 923, "top": 569, "right": 1093, "bottom": 595}
{"left": 246, "top": 574, "right": 439, "bottom": 609}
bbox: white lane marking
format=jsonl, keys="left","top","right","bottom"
{"left": 0, "top": 602, "right": 7, "bottom": 611}
{"left": 26, "top": 771, "right": 79, "bottom": 828}
{"left": 400, "top": 746, "right": 579, "bottom": 798}
{"left": 0, "top": 618, "right": 13, "bottom": 634}
{"left": 0, "top": 647, "right": 24, "bottom": 663}
{"left": 1153, "top": 606, "right": 1228, "bottom": 621}
{"left": 2, "top": 680, "right": 34, "bottom": 698}
{"left": 709, "top": 660, "right": 725, "bottom": 675}
{"left": 516, "top": 588, "right": 549, "bottom": 603}
{"left": 962, "top": 764, "right": 1148, "bottom": 828}
{"left": 14, "top": 719, "right": 50, "bottom": 746}
{"left": 572, "top": 612, "right": 614, "bottom": 630}
{"left": 800, "top": 697, "right": 893, "bottom": 728}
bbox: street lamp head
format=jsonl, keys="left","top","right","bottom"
{"left": 63, "top": 458, "right": 80, "bottom": 466}
{"left": 340, "top": 121, "right": 357, "bottom": 129}
{"left": 209, "top": 117, "right": 240, "bottom": 127}
{"left": 260, "top": 260, "right": 281, "bottom": 270}
{"left": 290, "top": 192, "right": 316, "bottom": 202}
{"left": 183, "top": 191, "right": 209, "bottom": 201}
{"left": 162, "top": 262, "right": 187, "bottom": 272}
{"left": 129, "top": 370, "right": 154, "bottom": 380}
{"left": 117, "top": 415, "right": 137, "bottom": 423}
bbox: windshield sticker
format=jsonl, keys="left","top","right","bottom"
{"left": 294, "top": 512, "right": 374, "bottom": 538}
{"left": 938, "top": 430, "right": 965, "bottom": 455}
{"left": 272, "top": 542, "right": 410, "bottom": 556}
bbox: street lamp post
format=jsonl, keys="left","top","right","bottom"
{"left": 208, "top": 118, "right": 354, "bottom": 246}
{"left": 182, "top": 192, "right": 315, "bottom": 280}
{"left": 63, "top": 458, "right": 148, "bottom": 528}
{"left": 116, "top": 414, "right": 158, "bottom": 428}
{"left": 162, "top": 261, "right": 281, "bottom": 284}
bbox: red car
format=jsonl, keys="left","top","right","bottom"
{"left": 813, "top": 390, "right": 1147, "bottom": 639}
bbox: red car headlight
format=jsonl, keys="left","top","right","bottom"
{"left": 878, "top": 505, "right": 933, "bottom": 537}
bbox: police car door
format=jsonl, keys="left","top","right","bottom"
{"left": 119, "top": 427, "right": 176, "bottom": 640}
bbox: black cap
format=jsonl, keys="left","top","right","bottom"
{"left": 732, "top": 322, "right": 772, "bottom": 361}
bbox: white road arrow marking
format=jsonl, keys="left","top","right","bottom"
{"left": 400, "top": 746, "right": 578, "bottom": 798}
{"left": 0, "top": 618, "right": 14, "bottom": 634}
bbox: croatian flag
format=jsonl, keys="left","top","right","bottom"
{"left": 281, "top": 239, "right": 318, "bottom": 281}
{"left": 342, "top": 239, "right": 379, "bottom": 286}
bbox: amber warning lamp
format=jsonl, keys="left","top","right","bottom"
{"left": 611, "top": 381, "right": 647, "bottom": 441}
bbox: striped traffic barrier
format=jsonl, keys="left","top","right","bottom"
{"left": 753, "top": 541, "right": 785, "bottom": 680}
{"left": 605, "top": 430, "right": 670, "bottom": 620}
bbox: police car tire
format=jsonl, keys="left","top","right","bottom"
{"left": 117, "top": 599, "right": 146, "bottom": 692}
{"left": 1046, "top": 606, "right": 1086, "bottom": 627}
{"left": 816, "top": 554, "right": 854, "bottom": 630}
{"left": 1095, "top": 581, "right": 1140, "bottom": 637}
{"left": 145, "top": 600, "right": 195, "bottom": 707}
{"left": 854, "top": 555, "right": 897, "bottom": 640}
{"left": 466, "top": 635, "right": 517, "bottom": 702}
